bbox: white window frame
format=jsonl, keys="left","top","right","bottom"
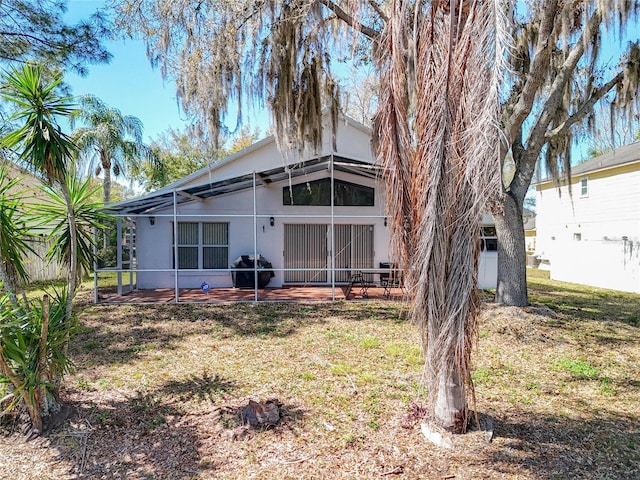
{"left": 480, "top": 226, "right": 498, "bottom": 251}
{"left": 173, "top": 222, "right": 229, "bottom": 269}
{"left": 580, "top": 177, "right": 588, "bottom": 197}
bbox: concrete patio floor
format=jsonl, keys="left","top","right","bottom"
{"left": 95, "top": 284, "right": 407, "bottom": 304}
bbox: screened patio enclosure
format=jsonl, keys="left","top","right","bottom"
{"left": 98, "top": 153, "right": 397, "bottom": 303}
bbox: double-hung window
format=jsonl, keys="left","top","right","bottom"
{"left": 580, "top": 177, "right": 588, "bottom": 197}
{"left": 174, "top": 222, "right": 229, "bottom": 269}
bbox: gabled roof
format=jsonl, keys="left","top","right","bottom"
{"left": 535, "top": 141, "right": 640, "bottom": 186}
{"left": 106, "top": 155, "right": 381, "bottom": 216}
{"left": 106, "top": 115, "right": 381, "bottom": 216}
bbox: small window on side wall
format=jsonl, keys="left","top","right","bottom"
{"left": 580, "top": 177, "right": 588, "bottom": 197}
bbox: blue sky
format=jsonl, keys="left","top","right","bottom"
{"left": 65, "top": 1, "right": 270, "bottom": 144}
{"left": 65, "top": 1, "right": 190, "bottom": 143}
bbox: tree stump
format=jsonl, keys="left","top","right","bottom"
{"left": 239, "top": 400, "right": 280, "bottom": 427}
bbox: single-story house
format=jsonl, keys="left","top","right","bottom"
{"left": 534, "top": 141, "right": 640, "bottom": 293}
{"left": 102, "top": 114, "right": 498, "bottom": 301}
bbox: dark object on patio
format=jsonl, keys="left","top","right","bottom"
{"left": 231, "top": 254, "right": 275, "bottom": 289}
{"left": 379, "top": 262, "right": 403, "bottom": 298}
{"left": 345, "top": 271, "right": 371, "bottom": 299}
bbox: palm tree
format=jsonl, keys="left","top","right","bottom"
{"left": 71, "top": 94, "right": 154, "bottom": 204}
{"left": 373, "top": 1, "right": 502, "bottom": 434}
{"left": 35, "top": 175, "right": 109, "bottom": 280}
{"left": 0, "top": 64, "right": 84, "bottom": 431}
{"left": 0, "top": 64, "right": 79, "bottom": 323}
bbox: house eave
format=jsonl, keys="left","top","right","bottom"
{"left": 533, "top": 142, "right": 640, "bottom": 188}
{"left": 105, "top": 154, "right": 384, "bottom": 216}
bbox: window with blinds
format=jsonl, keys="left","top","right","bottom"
{"left": 173, "top": 222, "right": 229, "bottom": 269}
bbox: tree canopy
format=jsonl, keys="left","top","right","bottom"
{"left": 113, "top": 0, "right": 382, "bottom": 152}
{"left": 493, "top": 1, "right": 640, "bottom": 305}
{"left": 71, "top": 95, "right": 155, "bottom": 204}
{"left": 0, "top": 0, "right": 111, "bottom": 74}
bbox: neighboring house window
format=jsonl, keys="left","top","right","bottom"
{"left": 580, "top": 177, "right": 588, "bottom": 197}
{"left": 480, "top": 226, "right": 498, "bottom": 251}
{"left": 283, "top": 178, "right": 374, "bottom": 206}
{"left": 573, "top": 233, "right": 582, "bottom": 241}
{"left": 173, "top": 222, "right": 229, "bottom": 269}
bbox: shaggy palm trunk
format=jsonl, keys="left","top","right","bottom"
{"left": 373, "top": 1, "right": 503, "bottom": 435}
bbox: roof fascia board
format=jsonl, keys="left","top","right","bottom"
{"left": 534, "top": 157, "right": 640, "bottom": 187}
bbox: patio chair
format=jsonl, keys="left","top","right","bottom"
{"left": 379, "top": 262, "right": 403, "bottom": 299}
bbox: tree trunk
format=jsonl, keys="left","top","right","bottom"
{"left": 433, "top": 368, "right": 466, "bottom": 433}
{"left": 495, "top": 192, "right": 529, "bottom": 306}
{"left": 37, "top": 295, "right": 50, "bottom": 418}
{"left": 60, "top": 182, "right": 78, "bottom": 329}
{"left": 102, "top": 154, "right": 111, "bottom": 249}
{"left": 0, "top": 263, "right": 19, "bottom": 307}
{"left": 102, "top": 153, "right": 112, "bottom": 205}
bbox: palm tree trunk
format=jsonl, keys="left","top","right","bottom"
{"left": 59, "top": 181, "right": 78, "bottom": 327}
{"left": 103, "top": 165, "right": 112, "bottom": 203}
{"left": 102, "top": 153, "right": 111, "bottom": 249}
{"left": 0, "top": 264, "right": 19, "bottom": 307}
{"left": 433, "top": 368, "right": 466, "bottom": 432}
{"left": 37, "top": 295, "right": 50, "bottom": 418}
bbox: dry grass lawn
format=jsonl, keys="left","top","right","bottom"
{"left": 1, "top": 270, "right": 639, "bottom": 479}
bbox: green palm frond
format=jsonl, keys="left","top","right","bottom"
{"left": 32, "top": 176, "right": 110, "bottom": 277}
{"left": 0, "top": 64, "right": 77, "bottom": 185}
{"left": 71, "top": 94, "right": 157, "bottom": 202}
{"left": 0, "top": 162, "right": 36, "bottom": 287}
{"left": 0, "top": 289, "right": 75, "bottom": 420}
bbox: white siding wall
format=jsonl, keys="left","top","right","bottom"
{"left": 536, "top": 166, "right": 640, "bottom": 260}
{"left": 478, "top": 252, "right": 497, "bottom": 290}
{"left": 130, "top": 118, "right": 498, "bottom": 292}
{"left": 550, "top": 240, "right": 640, "bottom": 293}
{"left": 178, "top": 118, "right": 374, "bottom": 192}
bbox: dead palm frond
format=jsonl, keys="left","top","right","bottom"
{"left": 373, "top": 0, "right": 504, "bottom": 432}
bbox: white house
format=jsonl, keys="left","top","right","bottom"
{"left": 103, "top": 115, "right": 498, "bottom": 301}
{"left": 534, "top": 141, "right": 640, "bottom": 293}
